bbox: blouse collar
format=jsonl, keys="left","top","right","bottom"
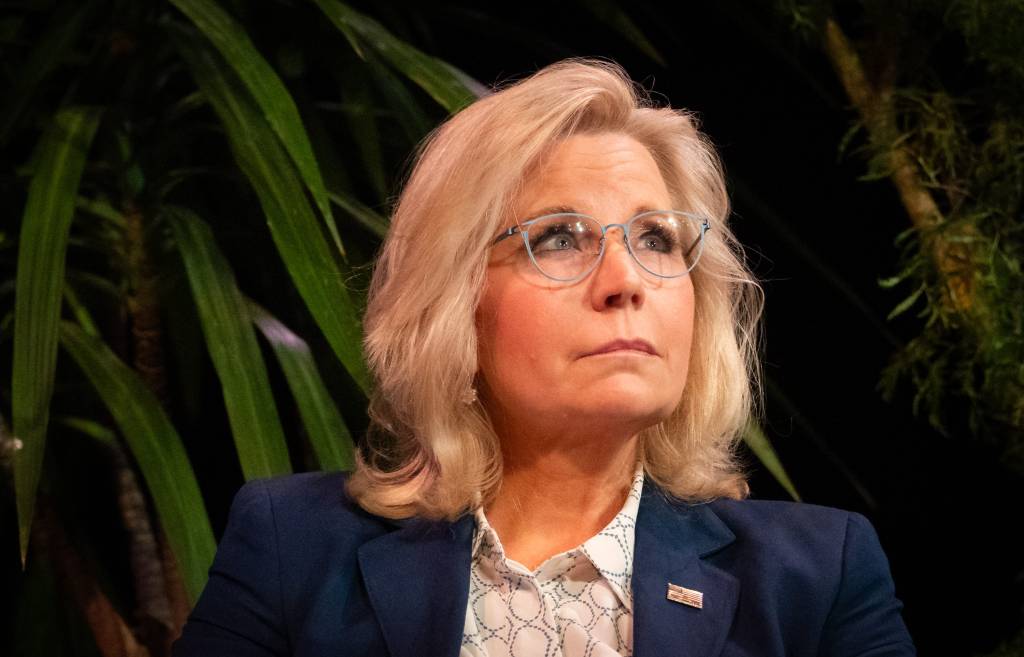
{"left": 470, "top": 462, "right": 646, "bottom": 609}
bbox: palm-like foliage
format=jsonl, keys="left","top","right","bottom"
{"left": 776, "top": 0, "right": 1024, "bottom": 469}
{"left": 1, "top": 3, "right": 798, "bottom": 655}
{"left": 1, "top": 1, "right": 476, "bottom": 653}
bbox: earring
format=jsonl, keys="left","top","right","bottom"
{"left": 462, "top": 386, "right": 478, "bottom": 405}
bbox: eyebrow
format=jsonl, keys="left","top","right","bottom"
{"left": 520, "top": 204, "right": 659, "bottom": 223}
{"left": 520, "top": 205, "right": 576, "bottom": 222}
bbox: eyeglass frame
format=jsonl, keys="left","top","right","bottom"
{"left": 490, "top": 209, "right": 712, "bottom": 283}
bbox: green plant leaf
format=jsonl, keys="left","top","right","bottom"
{"left": 168, "top": 0, "right": 347, "bottom": 259}
{"left": 166, "top": 205, "right": 292, "bottom": 479}
{"left": 887, "top": 283, "right": 926, "bottom": 321}
{"left": 292, "top": 83, "right": 357, "bottom": 199}
{"left": 337, "top": 63, "right": 388, "bottom": 201}
{"left": 54, "top": 415, "right": 118, "bottom": 447}
{"left": 247, "top": 298, "right": 356, "bottom": 471}
{"left": 764, "top": 376, "right": 876, "bottom": 508}
{"left": 570, "top": 0, "right": 666, "bottom": 66}
{"left": 58, "top": 321, "right": 215, "bottom": 603}
{"left": 61, "top": 282, "right": 100, "bottom": 337}
{"left": 75, "top": 195, "right": 125, "bottom": 228}
{"left": 365, "top": 58, "right": 433, "bottom": 144}
{"left": 66, "top": 270, "right": 122, "bottom": 301}
{"left": 742, "top": 420, "right": 801, "bottom": 502}
{"left": 0, "top": 3, "right": 92, "bottom": 145}
{"left": 328, "top": 190, "right": 389, "bottom": 239}
{"left": 174, "top": 31, "right": 371, "bottom": 392}
{"left": 313, "top": 0, "right": 484, "bottom": 112}
{"left": 11, "top": 105, "right": 101, "bottom": 565}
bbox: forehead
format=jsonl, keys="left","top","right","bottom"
{"left": 515, "top": 132, "right": 671, "bottom": 217}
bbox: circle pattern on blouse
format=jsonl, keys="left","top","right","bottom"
{"left": 461, "top": 466, "right": 645, "bottom": 657}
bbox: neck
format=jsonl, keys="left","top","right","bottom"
{"left": 483, "top": 427, "right": 640, "bottom": 569}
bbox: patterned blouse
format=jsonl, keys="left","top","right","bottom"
{"left": 460, "top": 465, "right": 645, "bottom": 657}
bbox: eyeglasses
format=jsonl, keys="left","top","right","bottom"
{"left": 490, "top": 210, "right": 712, "bottom": 282}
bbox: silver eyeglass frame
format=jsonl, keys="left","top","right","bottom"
{"left": 490, "top": 209, "right": 712, "bottom": 283}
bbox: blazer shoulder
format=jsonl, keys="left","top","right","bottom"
{"left": 175, "top": 471, "right": 393, "bottom": 656}
{"left": 698, "top": 500, "right": 914, "bottom": 654}
{"left": 237, "top": 470, "right": 393, "bottom": 536}
{"left": 708, "top": 496, "right": 854, "bottom": 529}
{"left": 705, "top": 497, "right": 862, "bottom": 570}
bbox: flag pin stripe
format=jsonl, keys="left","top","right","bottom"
{"left": 666, "top": 582, "right": 703, "bottom": 609}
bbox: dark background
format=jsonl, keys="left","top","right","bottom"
{"left": 2, "top": 1, "right": 1022, "bottom": 655}
{"left": 405, "top": 2, "right": 1024, "bottom": 654}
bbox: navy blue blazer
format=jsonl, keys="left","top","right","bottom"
{"left": 172, "top": 471, "right": 915, "bottom": 656}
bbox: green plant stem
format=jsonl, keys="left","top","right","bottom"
{"left": 822, "top": 17, "right": 976, "bottom": 314}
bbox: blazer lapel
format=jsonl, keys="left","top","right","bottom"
{"left": 358, "top": 514, "right": 475, "bottom": 657}
{"left": 632, "top": 481, "right": 740, "bottom": 657}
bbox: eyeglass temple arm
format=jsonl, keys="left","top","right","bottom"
{"left": 491, "top": 225, "right": 522, "bottom": 245}
{"left": 682, "top": 218, "right": 711, "bottom": 259}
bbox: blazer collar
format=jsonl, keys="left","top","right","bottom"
{"left": 357, "top": 477, "right": 739, "bottom": 657}
{"left": 357, "top": 513, "right": 475, "bottom": 657}
{"left": 632, "top": 479, "right": 740, "bottom": 657}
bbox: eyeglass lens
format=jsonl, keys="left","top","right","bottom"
{"left": 524, "top": 212, "right": 705, "bottom": 280}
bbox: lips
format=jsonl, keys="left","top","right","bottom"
{"left": 582, "top": 339, "right": 658, "bottom": 358}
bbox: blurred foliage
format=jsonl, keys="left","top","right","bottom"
{"left": 777, "top": 0, "right": 1024, "bottom": 470}
{"left": 0, "top": 2, "right": 803, "bottom": 656}
{"left": 976, "top": 627, "right": 1024, "bottom": 657}
{"left": 0, "top": 0, "right": 476, "bottom": 654}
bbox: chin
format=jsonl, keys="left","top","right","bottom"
{"left": 574, "top": 384, "right": 680, "bottom": 426}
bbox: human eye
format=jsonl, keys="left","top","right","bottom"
{"left": 530, "top": 223, "right": 581, "bottom": 254}
{"left": 634, "top": 223, "right": 679, "bottom": 253}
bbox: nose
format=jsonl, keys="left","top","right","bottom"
{"left": 589, "top": 226, "right": 645, "bottom": 311}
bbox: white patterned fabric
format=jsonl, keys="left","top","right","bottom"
{"left": 460, "top": 465, "right": 645, "bottom": 657}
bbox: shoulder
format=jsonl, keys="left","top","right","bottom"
{"left": 228, "top": 470, "right": 394, "bottom": 542}
{"left": 698, "top": 500, "right": 915, "bottom": 653}
{"left": 239, "top": 469, "right": 349, "bottom": 508}
{"left": 702, "top": 498, "right": 880, "bottom": 584}
{"left": 708, "top": 496, "right": 855, "bottom": 544}
{"left": 221, "top": 471, "right": 399, "bottom": 611}
{"left": 702, "top": 497, "right": 898, "bottom": 607}
{"left": 176, "top": 472, "right": 398, "bottom": 655}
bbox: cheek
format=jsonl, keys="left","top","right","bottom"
{"left": 476, "top": 282, "right": 566, "bottom": 393}
{"left": 660, "top": 282, "right": 697, "bottom": 381}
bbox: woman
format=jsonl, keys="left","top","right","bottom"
{"left": 173, "top": 59, "right": 915, "bottom": 656}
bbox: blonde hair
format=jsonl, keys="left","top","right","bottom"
{"left": 348, "top": 58, "right": 764, "bottom": 520}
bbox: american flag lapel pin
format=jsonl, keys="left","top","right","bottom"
{"left": 666, "top": 582, "right": 703, "bottom": 609}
